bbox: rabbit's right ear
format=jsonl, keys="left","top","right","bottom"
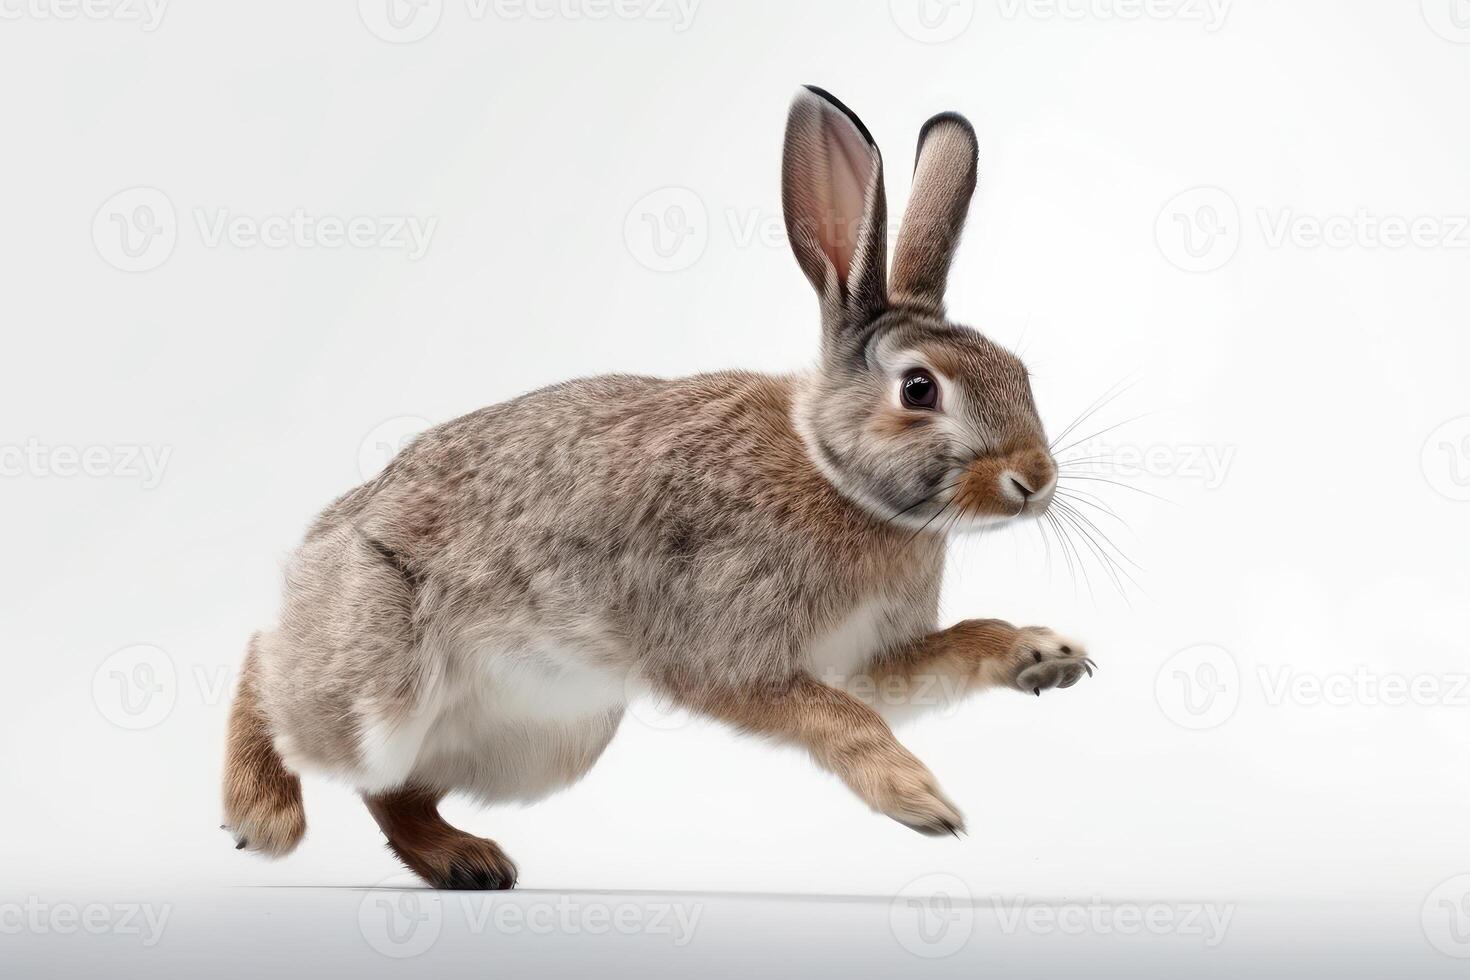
{"left": 890, "top": 112, "right": 979, "bottom": 313}
{"left": 782, "top": 87, "right": 888, "bottom": 357}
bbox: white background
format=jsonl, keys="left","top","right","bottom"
{"left": 3, "top": 0, "right": 1469, "bottom": 973}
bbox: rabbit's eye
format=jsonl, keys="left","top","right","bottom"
{"left": 900, "top": 369, "right": 940, "bottom": 410}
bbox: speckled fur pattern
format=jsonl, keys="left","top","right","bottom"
{"left": 221, "top": 87, "right": 1095, "bottom": 888}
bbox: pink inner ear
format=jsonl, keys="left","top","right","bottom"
{"left": 820, "top": 119, "right": 876, "bottom": 287}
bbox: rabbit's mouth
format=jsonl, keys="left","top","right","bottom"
{"left": 945, "top": 446, "right": 1058, "bottom": 528}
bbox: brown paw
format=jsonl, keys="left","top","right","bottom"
{"left": 393, "top": 835, "right": 518, "bottom": 891}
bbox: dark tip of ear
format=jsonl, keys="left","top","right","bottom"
{"left": 801, "top": 85, "right": 877, "bottom": 148}
{"left": 915, "top": 111, "right": 977, "bottom": 169}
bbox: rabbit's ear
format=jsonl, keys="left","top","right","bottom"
{"left": 782, "top": 86, "right": 888, "bottom": 350}
{"left": 890, "top": 112, "right": 978, "bottom": 312}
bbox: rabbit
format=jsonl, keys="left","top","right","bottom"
{"left": 222, "top": 86, "right": 1095, "bottom": 890}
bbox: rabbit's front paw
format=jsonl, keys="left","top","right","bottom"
{"left": 1010, "top": 628, "right": 1095, "bottom": 696}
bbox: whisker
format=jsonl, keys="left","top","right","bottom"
{"left": 906, "top": 486, "right": 961, "bottom": 547}
{"left": 1054, "top": 503, "right": 1135, "bottom": 600}
{"left": 1047, "top": 510, "right": 1091, "bottom": 602}
{"left": 1055, "top": 500, "right": 1141, "bottom": 595}
{"left": 1056, "top": 473, "right": 1171, "bottom": 503}
{"left": 892, "top": 481, "right": 962, "bottom": 521}
{"left": 1048, "top": 375, "right": 1138, "bottom": 453}
{"left": 1055, "top": 454, "right": 1121, "bottom": 468}
{"left": 1052, "top": 410, "right": 1155, "bottom": 459}
{"left": 1054, "top": 487, "right": 1128, "bottom": 525}
{"left": 1054, "top": 498, "right": 1144, "bottom": 577}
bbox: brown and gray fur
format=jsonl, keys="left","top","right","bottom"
{"left": 223, "top": 87, "right": 1095, "bottom": 889}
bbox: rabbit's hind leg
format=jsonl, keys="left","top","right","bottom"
{"left": 364, "top": 785, "right": 518, "bottom": 890}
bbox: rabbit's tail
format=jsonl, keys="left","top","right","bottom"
{"left": 221, "top": 634, "right": 305, "bottom": 857}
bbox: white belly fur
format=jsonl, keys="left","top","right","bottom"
{"left": 349, "top": 598, "right": 926, "bottom": 801}
{"left": 353, "top": 645, "right": 627, "bottom": 803}
{"left": 801, "top": 595, "right": 921, "bottom": 687}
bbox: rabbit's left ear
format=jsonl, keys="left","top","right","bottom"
{"left": 782, "top": 86, "right": 888, "bottom": 355}
{"left": 890, "top": 112, "right": 979, "bottom": 312}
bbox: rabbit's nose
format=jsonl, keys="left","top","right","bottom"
{"left": 999, "top": 455, "right": 1056, "bottom": 509}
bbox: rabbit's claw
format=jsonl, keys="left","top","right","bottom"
{"left": 1011, "top": 628, "right": 1095, "bottom": 695}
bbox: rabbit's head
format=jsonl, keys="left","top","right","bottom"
{"left": 785, "top": 86, "right": 1054, "bottom": 533}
